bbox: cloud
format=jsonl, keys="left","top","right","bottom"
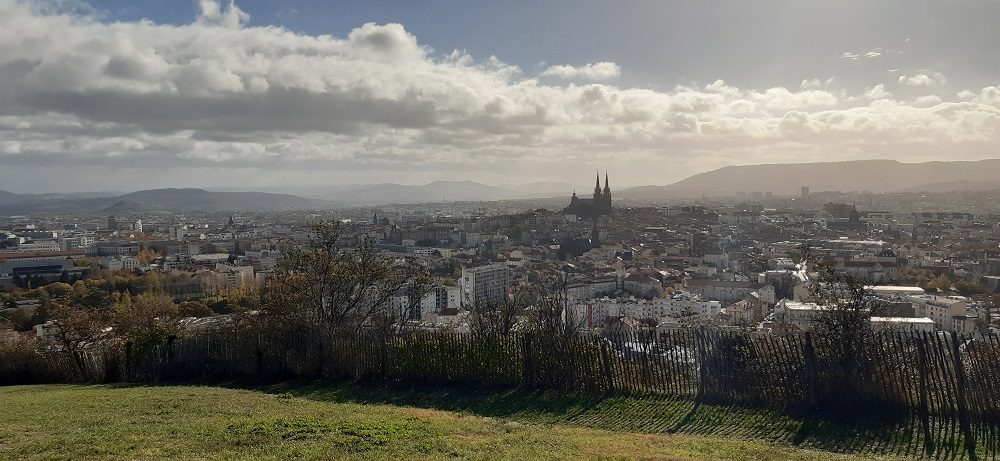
{"left": 540, "top": 62, "right": 621, "bottom": 80}
{"left": 898, "top": 72, "right": 947, "bottom": 86}
{"left": 0, "top": 1, "right": 998, "bottom": 189}
{"left": 840, "top": 47, "right": 903, "bottom": 60}
{"left": 195, "top": 0, "right": 248, "bottom": 28}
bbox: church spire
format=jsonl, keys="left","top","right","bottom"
{"left": 603, "top": 171, "right": 610, "bottom": 193}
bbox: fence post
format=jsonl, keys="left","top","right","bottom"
{"left": 949, "top": 333, "right": 977, "bottom": 461}
{"left": 695, "top": 326, "right": 708, "bottom": 402}
{"left": 255, "top": 333, "right": 263, "bottom": 377}
{"left": 915, "top": 333, "right": 934, "bottom": 456}
{"left": 521, "top": 333, "right": 534, "bottom": 389}
{"left": 599, "top": 339, "right": 614, "bottom": 394}
{"left": 123, "top": 341, "right": 133, "bottom": 383}
{"left": 165, "top": 335, "right": 176, "bottom": 381}
{"left": 803, "top": 332, "right": 819, "bottom": 410}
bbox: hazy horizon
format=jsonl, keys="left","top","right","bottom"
{"left": 2, "top": 0, "right": 1000, "bottom": 193}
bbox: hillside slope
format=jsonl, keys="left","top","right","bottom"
{"left": 0, "top": 384, "right": 904, "bottom": 461}
{"left": 0, "top": 188, "right": 334, "bottom": 214}
{"left": 618, "top": 159, "right": 1000, "bottom": 200}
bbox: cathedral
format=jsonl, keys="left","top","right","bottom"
{"left": 563, "top": 172, "right": 612, "bottom": 220}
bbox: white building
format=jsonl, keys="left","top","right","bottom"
{"left": 460, "top": 263, "right": 511, "bottom": 308}
{"left": 772, "top": 300, "right": 826, "bottom": 331}
{"left": 421, "top": 284, "right": 461, "bottom": 313}
{"left": 99, "top": 256, "right": 140, "bottom": 271}
{"left": 60, "top": 234, "right": 95, "bottom": 251}
{"left": 868, "top": 285, "right": 926, "bottom": 299}
{"left": 198, "top": 263, "right": 257, "bottom": 294}
{"left": 0, "top": 241, "right": 63, "bottom": 254}
{"left": 565, "top": 277, "right": 618, "bottom": 304}
{"left": 870, "top": 317, "right": 936, "bottom": 333}
{"left": 569, "top": 294, "right": 722, "bottom": 328}
{"left": 908, "top": 295, "right": 968, "bottom": 331}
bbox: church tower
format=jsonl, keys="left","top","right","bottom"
{"left": 563, "top": 171, "right": 613, "bottom": 220}
{"left": 603, "top": 172, "right": 611, "bottom": 212}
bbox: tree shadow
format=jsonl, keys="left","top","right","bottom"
{"left": 182, "top": 378, "right": 996, "bottom": 460}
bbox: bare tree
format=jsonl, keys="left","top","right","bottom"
{"left": 468, "top": 285, "right": 528, "bottom": 336}
{"left": 44, "top": 301, "right": 110, "bottom": 380}
{"left": 369, "top": 274, "right": 433, "bottom": 335}
{"left": 807, "top": 256, "right": 886, "bottom": 342}
{"left": 976, "top": 294, "right": 999, "bottom": 335}
{"left": 272, "top": 221, "right": 429, "bottom": 333}
{"left": 528, "top": 278, "right": 586, "bottom": 337}
{"left": 804, "top": 248, "right": 888, "bottom": 395}
{"left": 669, "top": 303, "right": 701, "bottom": 328}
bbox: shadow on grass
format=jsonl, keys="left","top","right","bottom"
{"left": 152, "top": 378, "right": 993, "bottom": 460}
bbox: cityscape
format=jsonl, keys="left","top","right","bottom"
{"left": 3, "top": 0, "right": 1000, "bottom": 460}
{"left": 4, "top": 167, "right": 1000, "bottom": 338}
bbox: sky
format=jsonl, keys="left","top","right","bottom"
{"left": 0, "top": 0, "right": 999, "bottom": 193}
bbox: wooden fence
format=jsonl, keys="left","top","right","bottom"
{"left": 7, "top": 328, "right": 1000, "bottom": 458}
{"left": 79, "top": 328, "right": 1000, "bottom": 418}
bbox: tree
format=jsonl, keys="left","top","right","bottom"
{"left": 44, "top": 301, "right": 111, "bottom": 380}
{"left": 955, "top": 280, "right": 984, "bottom": 297}
{"left": 270, "top": 221, "right": 429, "bottom": 333}
{"left": 110, "top": 293, "right": 180, "bottom": 350}
{"left": 807, "top": 256, "right": 886, "bottom": 341}
{"left": 669, "top": 303, "right": 701, "bottom": 328}
{"left": 468, "top": 292, "right": 523, "bottom": 336}
{"left": 176, "top": 300, "right": 213, "bottom": 318}
{"left": 369, "top": 276, "right": 433, "bottom": 335}
{"left": 526, "top": 278, "right": 586, "bottom": 337}
{"left": 805, "top": 249, "right": 888, "bottom": 397}
{"left": 977, "top": 295, "right": 1000, "bottom": 335}
{"left": 923, "top": 274, "right": 953, "bottom": 293}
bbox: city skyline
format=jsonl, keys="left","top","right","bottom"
{"left": 1, "top": 0, "right": 1000, "bottom": 192}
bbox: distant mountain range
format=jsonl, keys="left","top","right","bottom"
{"left": 617, "top": 159, "right": 1000, "bottom": 200}
{"left": 298, "top": 180, "right": 583, "bottom": 204}
{"left": 0, "top": 188, "right": 333, "bottom": 214}
{"left": 0, "top": 181, "right": 582, "bottom": 214}
{"left": 3, "top": 159, "right": 1000, "bottom": 213}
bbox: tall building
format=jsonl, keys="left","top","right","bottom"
{"left": 460, "top": 263, "right": 511, "bottom": 308}
{"left": 563, "top": 172, "right": 613, "bottom": 220}
{"left": 800, "top": 186, "right": 810, "bottom": 199}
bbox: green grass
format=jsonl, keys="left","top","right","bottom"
{"left": 0, "top": 384, "right": 907, "bottom": 461}
{"left": 242, "top": 381, "right": 987, "bottom": 459}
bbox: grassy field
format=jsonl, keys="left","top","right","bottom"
{"left": 0, "top": 384, "right": 911, "bottom": 461}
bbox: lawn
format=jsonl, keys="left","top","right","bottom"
{"left": 0, "top": 384, "right": 905, "bottom": 461}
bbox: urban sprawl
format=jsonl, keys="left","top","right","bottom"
{"left": 3, "top": 178, "right": 999, "bottom": 341}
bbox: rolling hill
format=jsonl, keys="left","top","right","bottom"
{"left": 0, "top": 188, "right": 335, "bottom": 214}
{"left": 0, "top": 189, "right": 19, "bottom": 205}
{"left": 299, "top": 180, "right": 583, "bottom": 204}
{"left": 618, "top": 159, "right": 1000, "bottom": 200}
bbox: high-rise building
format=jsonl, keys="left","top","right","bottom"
{"left": 800, "top": 186, "right": 810, "bottom": 199}
{"left": 460, "top": 263, "right": 511, "bottom": 308}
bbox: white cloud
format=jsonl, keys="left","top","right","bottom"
{"left": 862, "top": 84, "right": 893, "bottom": 100}
{"left": 0, "top": 1, "right": 997, "bottom": 188}
{"left": 898, "top": 72, "right": 947, "bottom": 86}
{"left": 196, "top": 0, "right": 248, "bottom": 28}
{"left": 840, "top": 47, "right": 903, "bottom": 60}
{"left": 540, "top": 62, "right": 621, "bottom": 80}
